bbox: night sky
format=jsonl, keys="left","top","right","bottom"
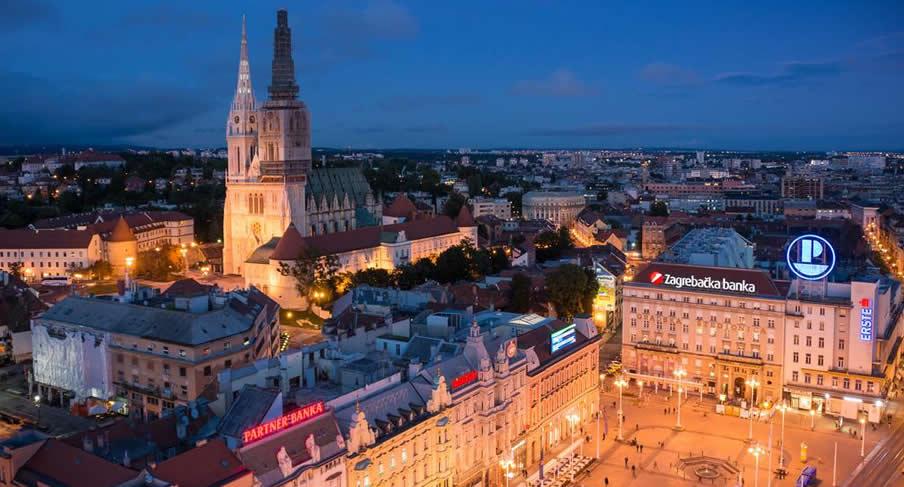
{"left": 3, "top": 0, "right": 903, "bottom": 150}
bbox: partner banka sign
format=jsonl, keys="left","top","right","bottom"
{"left": 786, "top": 234, "right": 836, "bottom": 281}
{"left": 650, "top": 271, "right": 757, "bottom": 294}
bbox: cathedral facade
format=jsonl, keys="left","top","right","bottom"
{"left": 222, "top": 11, "right": 381, "bottom": 276}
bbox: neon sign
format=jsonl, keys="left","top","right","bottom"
{"left": 651, "top": 273, "right": 756, "bottom": 293}
{"left": 551, "top": 324, "right": 577, "bottom": 353}
{"left": 859, "top": 298, "right": 873, "bottom": 342}
{"left": 242, "top": 401, "right": 326, "bottom": 444}
{"left": 786, "top": 234, "right": 835, "bottom": 281}
{"left": 452, "top": 370, "right": 478, "bottom": 389}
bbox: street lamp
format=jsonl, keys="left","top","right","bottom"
{"left": 674, "top": 369, "right": 686, "bottom": 429}
{"left": 637, "top": 380, "right": 644, "bottom": 400}
{"left": 810, "top": 410, "right": 816, "bottom": 431}
{"left": 860, "top": 418, "right": 866, "bottom": 457}
{"left": 499, "top": 458, "right": 514, "bottom": 487}
{"left": 776, "top": 403, "right": 788, "bottom": 472}
{"left": 746, "top": 377, "right": 760, "bottom": 441}
{"left": 614, "top": 376, "right": 628, "bottom": 440}
{"left": 748, "top": 444, "right": 764, "bottom": 487}
{"left": 33, "top": 394, "right": 40, "bottom": 425}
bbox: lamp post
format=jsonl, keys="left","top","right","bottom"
{"left": 777, "top": 403, "right": 788, "bottom": 471}
{"left": 674, "top": 369, "right": 686, "bottom": 429}
{"left": 637, "top": 380, "right": 644, "bottom": 400}
{"left": 33, "top": 395, "right": 40, "bottom": 426}
{"left": 746, "top": 377, "right": 760, "bottom": 441}
{"left": 499, "top": 458, "right": 514, "bottom": 487}
{"left": 860, "top": 418, "right": 866, "bottom": 457}
{"left": 810, "top": 410, "right": 816, "bottom": 431}
{"left": 748, "top": 444, "right": 764, "bottom": 487}
{"left": 614, "top": 377, "right": 628, "bottom": 440}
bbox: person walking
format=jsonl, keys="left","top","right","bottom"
{"left": 624, "top": 457, "right": 629, "bottom": 468}
{"left": 604, "top": 478, "right": 609, "bottom": 486}
{"left": 631, "top": 465, "right": 636, "bottom": 477}
{"left": 640, "top": 444, "right": 644, "bottom": 453}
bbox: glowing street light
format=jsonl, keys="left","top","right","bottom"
{"left": 810, "top": 409, "right": 816, "bottom": 431}
{"left": 776, "top": 403, "right": 788, "bottom": 471}
{"left": 637, "top": 380, "right": 644, "bottom": 400}
{"left": 860, "top": 418, "right": 866, "bottom": 457}
{"left": 746, "top": 377, "right": 761, "bottom": 441}
{"left": 748, "top": 444, "right": 764, "bottom": 487}
{"left": 674, "top": 368, "right": 686, "bottom": 429}
{"left": 614, "top": 376, "right": 628, "bottom": 440}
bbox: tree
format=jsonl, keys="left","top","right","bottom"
{"left": 349, "top": 268, "right": 395, "bottom": 288}
{"left": 557, "top": 226, "right": 574, "bottom": 251}
{"left": 546, "top": 264, "right": 591, "bottom": 322}
{"left": 87, "top": 260, "right": 113, "bottom": 280}
{"left": 649, "top": 200, "right": 669, "bottom": 217}
{"left": 134, "top": 246, "right": 183, "bottom": 281}
{"left": 508, "top": 273, "right": 532, "bottom": 313}
{"left": 393, "top": 258, "right": 435, "bottom": 290}
{"left": 7, "top": 261, "right": 24, "bottom": 280}
{"left": 581, "top": 268, "right": 599, "bottom": 314}
{"left": 431, "top": 244, "right": 471, "bottom": 283}
{"left": 442, "top": 193, "right": 467, "bottom": 218}
{"left": 278, "top": 247, "right": 340, "bottom": 308}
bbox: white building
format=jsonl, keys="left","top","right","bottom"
{"left": 469, "top": 197, "right": 512, "bottom": 219}
{"left": 0, "top": 229, "right": 102, "bottom": 279}
{"left": 522, "top": 191, "right": 586, "bottom": 228}
{"left": 659, "top": 227, "right": 754, "bottom": 269}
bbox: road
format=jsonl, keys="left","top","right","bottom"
{"left": 842, "top": 419, "right": 904, "bottom": 487}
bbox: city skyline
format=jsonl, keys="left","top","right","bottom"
{"left": 3, "top": 1, "right": 903, "bottom": 151}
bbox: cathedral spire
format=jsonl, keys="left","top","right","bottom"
{"left": 268, "top": 9, "right": 299, "bottom": 101}
{"left": 232, "top": 15, "right": 256, "bottom": 112}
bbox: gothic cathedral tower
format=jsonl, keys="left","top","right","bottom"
{"left": 223, "top": 10, "right": 311, "bottom": 275}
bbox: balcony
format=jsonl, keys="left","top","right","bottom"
{"left": 716, "top": 351, "right": 763, "bottom": 366}
{"left": 635, "top": 341, "right": 680, "bottom": 354}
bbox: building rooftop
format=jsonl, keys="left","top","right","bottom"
{"left": 218, "top": 385, "right": 281, "bottom": 441}
{"left": 630, "top": 262, "right": 783, "bottom": 298}
{"left": 39, "top": 288, "right": 276, "bottom": 346}
{"left": 151, "top": 439, "right": 250, "bottom": 487}
{"left": 15, "top": 438, "right": 138, "bottom": 487}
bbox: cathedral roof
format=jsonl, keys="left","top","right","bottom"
{"left": 384, "top": 193, "right": 417, "bottom": 219}
{"left": 455, "top": 204, "right": 476, "bottom": 227}
{"left": 307, "top": 168, "right": 373, "bottom": 208}
{"left": 107, "top": 216, "right": 136, "bottom": 242}
{"left": 270, "top": 223, "right": 305, "bottom": 261}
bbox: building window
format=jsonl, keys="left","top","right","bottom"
{"left": 792, "top": 371, "right": 799, "bottom": 382}
{"left": 793, "top": 352, "right": 799, "bottom": 363}
{"left": 832, "top": 377, "right": 838, "bottom": 388}
{"left": 855, "top": 380, "right": 862, "bottom": 391}
{"left": 838, "top": 357, "right": 844, "bottom": 368}
{"left": 817, "top": 355, "right": 824, "bottom": 366}
{"left": 817, "top": 375, "right": 823, "bottom": 386}
{"left": 793, "top": 335, "right": 799, "bottom": 345}
{"left": 818, "top": 337, "right": 824, "bottom": 348}
{"left": 806, "top": 336, "right": 812, "bottom": 347}
{"left": 867, "top": 382, "right": 875, "bottom": 393}
{"left": 804, "top": 374, "right": 811, "bottom": 384}
{"left": 843, "top": 378, "right": 850, "bottom": 389}
{"left": 804, "top": 353, "right": 811, "bottom": 365}
{"left": 838, "top": 339, "right": 845, "bottom": 350}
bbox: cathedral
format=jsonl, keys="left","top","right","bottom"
{"left": 223, "top": 11, "right": 476, "bottom": 308}
{"left": 222, "top": 10, "right": 382, "bottom": 276}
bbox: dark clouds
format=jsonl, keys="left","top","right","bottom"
{"left": 715, "top": 61, "right": 843, "bottom": 86}
{"left": 0, "top": 71, "right": 215, "bottom": 144}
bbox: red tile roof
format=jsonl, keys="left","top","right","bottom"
{"left": 274, "top": 216, "right": 461, "bottom": 257}
{"left": 384, "top": 193, "right": 417, "bottom": 219}
{"left": 108, "top": 216, "right": 136, "bottom": 242}
{"left": 455, "top": 204, "right": 475, "bottom": 227}
{"left": 270, "top": 223, "right": 305, "bottom": 260}
{"left": 163, "top": 278, "right": 212, "bottom": 297}
{"left": 0, "top": 228, "right": 96, "bottom": 249}
{"left": 18, "top": 439, "right": 138, "bottom": 487}
{"left": 152, "top": 439, "right": 251, "bottom": 487}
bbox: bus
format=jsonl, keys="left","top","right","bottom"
{"left": 41, "top": 275, "right": 71, "bottom": 287}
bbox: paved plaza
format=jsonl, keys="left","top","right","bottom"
{"left": 520, "top": 387, "right": 896, "bottom": 487}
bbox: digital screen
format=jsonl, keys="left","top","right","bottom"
{"left": 551, "top": 324, "right": 577, "bottom": 353}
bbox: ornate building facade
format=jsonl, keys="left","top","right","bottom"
{"left": 223, "top": 11, "right": 381, "bottom": 277}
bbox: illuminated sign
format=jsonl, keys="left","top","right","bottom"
{"left": 551, "top": 324, "right": 577, "bottom": 353}
{"left": 859, "top": 299, "right": 873, "bottom": 342}
{"left": 242, "top": 401, "right": 326, "bottom": 444}
{"left": 786, "top": 234, "right": 835, "bottom": 281}
{"left": 452, "top": 370, "right": 478, "bottom": 389}
{"left": 650, "top": 272, "right": 756, "bottom": 294}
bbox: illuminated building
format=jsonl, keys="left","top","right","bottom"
{"left": 622, "top": 263, "right": 786, "bottom": 404}
{"left": 517, "top": 317, "right": 601, "bottom": 466}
